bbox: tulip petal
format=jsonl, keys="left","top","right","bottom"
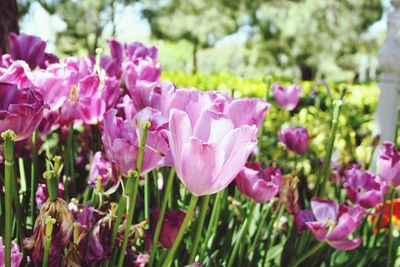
{"left": 311, "top": 198, "right": 338, "bottom": 223}
{"left": 210, "top": 125, "right": 257, "bottom": 194}
{"left": 168, "top": 109, "right": 193, "bottom": 172}
{"left": 306, "top": 221, "right": 327, "bottom": 241}
{"left": 179, "top": 136, "right": 225, "bottom": 196}
{"left": 329, "top": 238, "right": 361, "bottom": 251}
{"left": 326, "top": 213, "right": 358, "bottom": 241}
{"left": 193, "top": 110, "right": 234, "bottom": 143}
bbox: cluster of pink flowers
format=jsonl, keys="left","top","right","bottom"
{"left": 1, "top": 32, "right": 398, "bottom": 267}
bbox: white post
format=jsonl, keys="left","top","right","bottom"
{"left": 376, "top": 0, "right": 400, "bottom": 143}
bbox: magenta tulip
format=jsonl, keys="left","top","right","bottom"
{"left": 0, "top": 60, "right": 34, "bottom": 89}
{"left": 0, "top": 83, "right": 46, "bottom": 141}
{"left": 278, "top": 127, "right": 309, "bottom": 154}
{"left": 8, "top": 32, "right": 46, "bottom": 69}
{"left": 235, "top": 163, "right": 282, "bottom": 203}
{"left": 89, "top": 152, "right": 114, "bottom": 188}
{"left": 344, "top": 166, "right": 387, "bottom": 209}
{"left": 298, "top": 198, "right": 365, "bottom": 251}
{"left": 102, "top": 107, "right": 169, "bottom": 175}
{"left": 150, "top": 209, "right": 185, "bottom": 249}
{"left": 273, "top": 83, "right": 301, "bottom": 111}
{"left": 0, "top": 237, "right": 23, "bottom": 267}
{"left": 379, "top": 141, "right": 400, "bottom": 188}
{"left": 167, "top": 108, "right": 257, "bottom": 196}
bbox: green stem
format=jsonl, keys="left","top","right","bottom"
{"left": 316, "top": 99, "right": 342, "bottom": 197}
{"left": 30, "top": 130, "right": 38, "bottom": 227}
{"left": 42, "top": 236, "right": 51, "bottom": 267}
{"left": 117, "top": 122, "right": 149, "bottom": 267}
{"left": 291, "top": 242, "right": 326, "bottom": 267}
{"left": 227, "top": 201, "right": 256, "bottom": 267}
{"left": 116, "top": 174, "right": 140, "bottom": 267}
{"left": 3, "top": 132, "right": 15, "bottom": 267}
{"left": 67, "top": 125, "right": 75, "bottom": 198}
{"left": 372, "top": 192, "right": 389, "bottom": 248}
{"left": 200, "top": 190, "right": 224, "bottom": 261}
{"left": 144, "top": 173, "right": 150, "bottom": 219}
{"left": 386, "top": 188, "right": 396, "bottom": 267}
{"left": 162, "top": 195, "right": 199, "bottom": 267}
{"left": 148, "top": 168, "right": 175, "bottom": 267}
{"left": 188, "top": 195, "right": 210, "bottom": 263}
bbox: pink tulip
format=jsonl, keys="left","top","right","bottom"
{"left": 297, "top": 198, "right": 365, "bottom": 251}
{"left": 344, "top": 166, "right": 387, "bottom": 209}
{"left": 101, "top": 107, "right": 169, "bottom": 175}
{"left": 379, "top": 141, "right": 400, "bottom": 188}
{"left": 273, "top": 83, "right": 301, "bottom": 111}
{"left": 167, "top": 108, "right": 257, "bottom": 196}
{"left": 0, "top": 237, "right": 23, "bottom": 267}
{"left": 235, "top": 163, "right": 282, "bottom": 203}
{"left": 0, "top": 60, "right": 34, "bottom": 89}
{"left": 8, "top": 32, "right": 46, "bottom": 69}
{"left": 228, "top": 98, "right": 269, "bottom": 128}
{"left": 89, "top": 152, "right": 114, "bottom": 188}
{"left": 278, "top": 127, "right": 309, "bottom": 154}
{"left": 0, "top": 84, "right": 46, "bottom": 141}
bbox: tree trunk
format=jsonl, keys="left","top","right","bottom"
{"left": 0, "top": 0, "right": 19, "bottom": 53}
{"left": 192, "top": 41, "right": 198, "bottom": 74}
{"left": 300, "top": 64, "right": 316, "bottom": 81}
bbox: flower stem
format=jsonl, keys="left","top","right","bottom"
{"left": 316, "top": 99, "right": 342, "bottom": 197}
{"left": 43, "top": 217, "right": 56, "bottom": 267}
{"left": 116, "top": 122, "right": 150, "bottom": 267}
{"left": 188, "top": 194, "right": 210, "bottom": 263}
{"left": 30, "top": 130, "right": 38, "bottom": 227}
{"left": 227, "top": 201, "right": 256, "bottom": 267}
{"left": 2, "top": 130, "right": 15, "bottom": 267}
{"left": 386, "top": 187, "right": 396, "bottom": 267}
{"left": 200, "top": 190, "right": 224, "bottom": 261}
{"left": 148, "top": 168, "right": 175, "bottom": 267}
{"left": 66, "top": 125, "right": 75, "bottom": 198}
{"left": 144, "top": 173, "right": 150, "bottom": 219}
{"left": 291, "top": 241, "right": 326, "bottom": 267}
{"left": 161, "top": 194, "right": 199, "bottom": 267}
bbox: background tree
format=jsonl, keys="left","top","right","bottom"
{"left": 142, "top": 0, "right": 244, "bottom": 73}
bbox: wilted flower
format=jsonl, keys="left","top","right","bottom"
{"left": 296, "top": 198, "right": 365, "bottom": 251}
{"left": 235, "top": 163, "right": 282, "bottom": 203}
{"left": 279, "top": 175, "right": 300, "bottom": 214}
{"left": 344, "top": 166, "right": 387, "bottom": 209}
{"left": 8, "top": 32, "right": 46, "bottom": 69}
{"left": 379, "top": 142, "right": 400, "bottom": 188}
{"left": 273, "top": 83, "right": 301, "bottom": 111}
{"left": 278, "top": 127, "right": 309, "bottom": 155}
{"left": 0, "top": 237, "right": 23, "bottom": 267}
{"left": 167, "top": 108, "right": 257, "bottom": 196}
{"left": 0, "top": 83, "right": 46, "bottom": 141}
{"left": 25, "top": 198, "right": 74, "bottom": 266}
{"left": 150, "top": 209, "right": 185, "bottom": 249}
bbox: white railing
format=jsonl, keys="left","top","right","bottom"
{"left": 376, "top": 0, "right": 400, "bottom": 142}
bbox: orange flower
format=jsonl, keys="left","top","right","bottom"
{"left": 369, "top": 198, "right": 400, "bottom": 230}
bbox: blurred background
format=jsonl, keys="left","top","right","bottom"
{"left": 0, "top": 0, "right": 392, "bottom": 82}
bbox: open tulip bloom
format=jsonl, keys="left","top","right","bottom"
{"left": 0, "top": 32, "right": 398, "bottom": 267}
{"left": 296, "top": 198, "right": 365, "bottom": 251}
